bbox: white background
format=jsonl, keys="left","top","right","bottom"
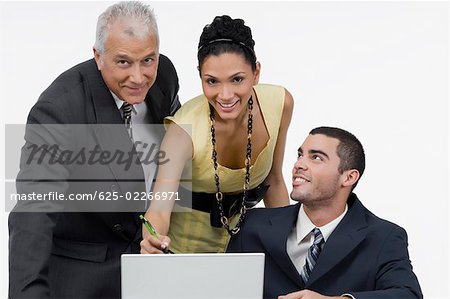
{"left": 0, "top": 1, "right": 448, "bottom": 298}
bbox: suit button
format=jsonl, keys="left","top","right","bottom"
{"left": 111, "top": 184, "right": 118, "bottom": 192}
{"left": 113, "top": 224, "right": 124, "bottom": 232}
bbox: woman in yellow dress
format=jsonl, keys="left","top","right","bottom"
{"left": 141, "top": 15, "right": 294, "bottom": 253}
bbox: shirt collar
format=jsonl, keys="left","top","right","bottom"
{"left": 111, "top": 91, "right": 149, "bottom": 116}
{"left": 110, "top": 91, "right": 123, "bottom": 110}
{"left": 296, "top": 204, "right": 348, "bottom": 244}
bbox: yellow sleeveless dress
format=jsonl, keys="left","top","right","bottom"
{"left": 164, "top": 84, "right": 285, "bottom": 253}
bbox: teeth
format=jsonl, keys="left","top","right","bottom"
{"left": 219, "top": 101, "right": 237, "bottom": 108}
{"left": 294, "top": 177, "right": 307, "bottom": 183}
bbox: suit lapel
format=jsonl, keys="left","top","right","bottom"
{"left": 82, "top": 59, "right": 124, "bottom": 125}
{"left": 86, "top": 60, "right": 145, "bottom": 198}
{"left": 306, "top": 194, "right": 368, "bottom": 287}
{"left": 259, "top": 204, "right": 305, "bottom": 288}
{"left": 146, "top": 83, "right": 168, "bottom": 124}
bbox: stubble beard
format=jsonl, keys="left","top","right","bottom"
{"left": 291, "top": 176, "right": 340, "bottom": 209}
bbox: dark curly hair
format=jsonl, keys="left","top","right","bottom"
{"left": 198, "top": 15, "right": 257, "bottom": 71}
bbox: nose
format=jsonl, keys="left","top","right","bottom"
{"left": 218, "top": 84, "right": 234, "bottom": 101}
{"left": 293, "top": 156, "right": 307, "bottom": 173}
{"left": 129, "top": 65, "right": 145, "bottom": 85}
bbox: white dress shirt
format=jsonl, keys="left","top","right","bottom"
{"left": 112, "top": 93, "right": 159, "bottom": 196}
{"left": 113, "top": 93, "right": 150, "bottom": 124}
{"left": 286, "top": 204, "right": 348, "bottom": 275}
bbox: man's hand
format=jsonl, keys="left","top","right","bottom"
{"left": 278, "top": 289, "right": 343, "bottom": 299}
{"left": 140, "top": 224, "right": 171, "bottom": 254}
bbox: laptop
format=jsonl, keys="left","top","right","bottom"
{"left": 121, "top": 253, "right": 265, "bottom": 299}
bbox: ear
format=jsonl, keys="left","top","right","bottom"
{"left": 93, "top": 48, "right": 102, "bottom": 71}
{"left": 253, "top": 61, "right": 261, "bottom": 85}
{"left": 341, "top": 169, "right": 360, "bottom": 188}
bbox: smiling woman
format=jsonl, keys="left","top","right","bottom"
{"left": 141, "top": 15, "right": 294, "bottom": 254}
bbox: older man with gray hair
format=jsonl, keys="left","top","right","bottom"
{"left": 9, "top": 2, "right": 180, "bottom": 298}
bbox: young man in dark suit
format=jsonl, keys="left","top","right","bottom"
{"left": 8, "top": 1, "right": 180, "bottom": 298}
{"left": 227, "top": 127, "right": 422, "bottom": 299}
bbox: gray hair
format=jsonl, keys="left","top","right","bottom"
{"left": 94, "top": 1, "right": 159, "bottom": 54}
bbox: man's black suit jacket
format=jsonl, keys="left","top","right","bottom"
{"left": 227, "top": 194, "right": 422, "bottom": 299}
{"left": 9, "top": 55, "right": 180, "bottom": 298}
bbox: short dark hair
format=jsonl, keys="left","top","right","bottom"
{"left": 197, "top": 15, "right": 257, "bottom": 71}
{"left": 309, "top": 126, "right": 365, "bottom": 189}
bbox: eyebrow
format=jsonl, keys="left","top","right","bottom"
{"left": 203, "top": 72, "right": 246, "bottom": 79}
{"left": 310, "top": 149, "right": 329, "bottom": 159}
{"left": 298, "top": 148, "right": 329, "bottom": 159}
{"left": 114, "top": 51, "right": 157, "bottom": 60}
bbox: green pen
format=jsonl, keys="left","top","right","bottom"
{"left": 139, "top": 214, "right": 173, "bottom": 254}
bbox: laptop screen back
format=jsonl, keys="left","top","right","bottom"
{"left": 121, "top": 253, "right": 265, "bottom": 299}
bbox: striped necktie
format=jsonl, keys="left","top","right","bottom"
{"left": 300, "top": 228, "right": 324, "bottom": 284}
{"left": 121, "top": 102, "right": 133, "bottom": 140}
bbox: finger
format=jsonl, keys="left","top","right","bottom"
{"left": 280, "top": 290, "right": 304, "bottom": 299}
{"left": 158, "top": 235, "right": 171, "bottom": 250}
{"left": 147, "top": 234, "right": 167, "bottom": 251}
{"left": 140, "top": 238, "right": 163, "bottom": 254}
{"left": 141, "top": 227, "right": 171, "bottom": 251}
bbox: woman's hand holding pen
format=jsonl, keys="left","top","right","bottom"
{"left": 139, "top": 212, "right": 172, "bottom": 254}
{"left": 140, "top": 226, "right": 171, "bottom": 254}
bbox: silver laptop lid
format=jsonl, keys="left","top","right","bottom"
{"left": 121, "top": 253, "right": 265, "bottom": 299}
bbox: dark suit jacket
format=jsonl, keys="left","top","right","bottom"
{"left": 9, "top": 55, "right": 180, "bottom": 298}
{"left": 227, "top": 194, "right": 423, "bottom": 299}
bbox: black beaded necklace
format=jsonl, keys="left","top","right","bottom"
{"left": 209, "top": 96, "right": 253, "bottom": 235}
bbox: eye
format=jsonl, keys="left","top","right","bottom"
{"left": 232, "top": 76, "right": 244, "bottom": 83}
{"left": 297, "top": 152, "right": 303, "bottom": 159}
{"left": 117, "top": 60, "right": 129, "bottom": 66}
{"left": 143, "top": 57, "right": 154, "bottom": 64}
{"left": 206, "top": 78, "right": 217, "bottom": 85}
{"left": 312, "top": 154, "right": 323, "bottom": 161}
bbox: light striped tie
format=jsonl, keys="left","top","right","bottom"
{"left": 300, "top": 228, "right": 324, "bottom": 284}
{"left": 121, "top": 102, "right": 133, "bottom": 140}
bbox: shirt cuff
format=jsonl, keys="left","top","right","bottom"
{"left": 341, "top": 293, "right": 356, "bottom": 299}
